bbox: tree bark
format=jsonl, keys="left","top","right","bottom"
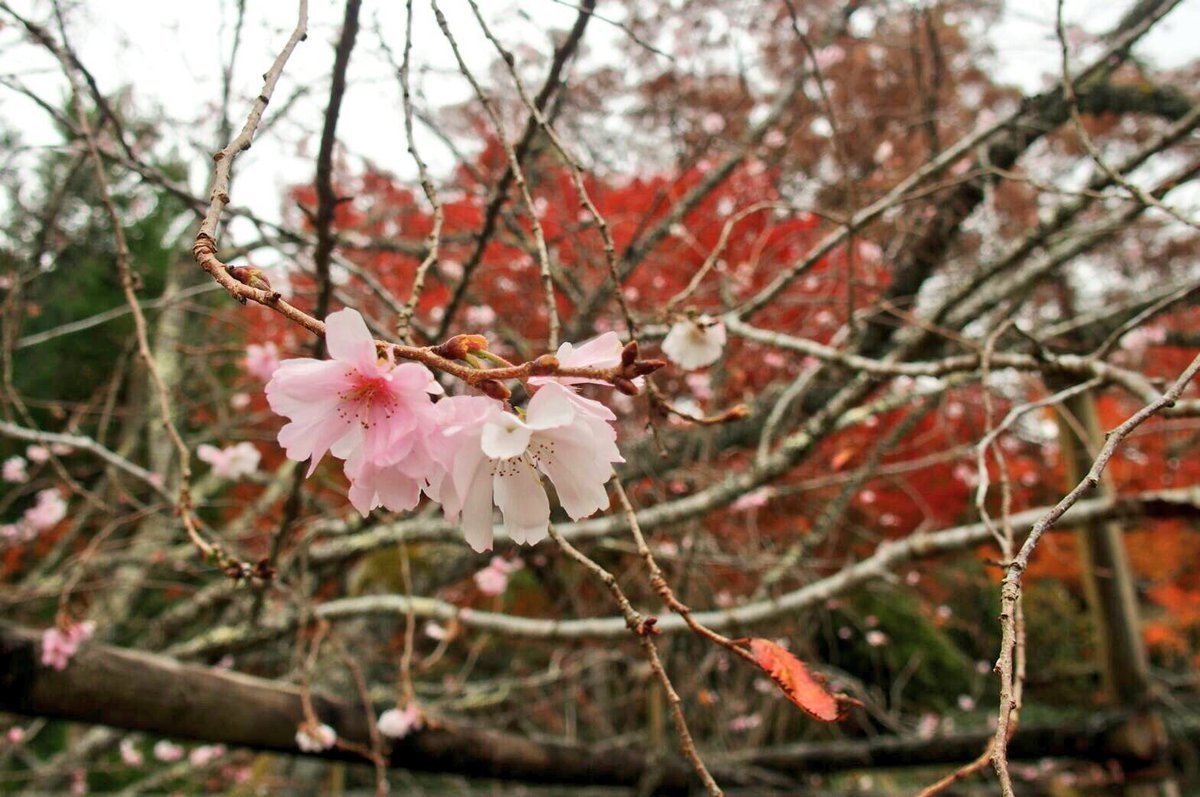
{"left": 0, "top": 623, "right": 713, "bottom": 793}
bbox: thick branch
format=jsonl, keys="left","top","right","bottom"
{"left": 0, "top": 623, "right": 737, "bottom": 794}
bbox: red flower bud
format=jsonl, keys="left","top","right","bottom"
{"left": 227, "top": 266, "right": 273, "bottom": 292}
{"left": 530, "top": 354, "right": 560, "bottom": 375}
{"left": 479, "top": 379, "right": 512, "bottom": 401}
{"left": 614, "top": 377, "right": 640, "bottom": 396}
{"left": 633, "top": 359, "right": 667, "bottom": 376}
{"left": 621, "top": 340, "right": 639, "bottom": 366}
{"left": 434, "top": 334, "right": 489, "bottom": 360}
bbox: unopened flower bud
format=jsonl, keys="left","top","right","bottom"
{"left": 530, "top": 354, "right": 560, "bottom": 376}
{"left": 614, "top": 377, "right": 640, "bottom": 396}
{"left": 434, "top": 334, "right": 489, "bottom": 361}
{"left": 479, "top": 379, "right": 511, "bottom": 401}
{"left": 621, "top": 341, "right": 639, "bottom": 367}
{"left": 227, "top": 266, "right": 273, "bottom": 292}
{"left": 633, "top": 359, "right": 668, "bottom": 376}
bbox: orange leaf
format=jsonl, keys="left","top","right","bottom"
{"left": 746, "top": 638, "right": 860, "bottom": 722}
{"left": 830, "top": 447, "right": 857, "bottom": 471}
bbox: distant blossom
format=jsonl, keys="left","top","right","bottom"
{"left": 152, "top": 740, "right": 184, "bottom": 762}
{"left": 732, "top": 487, "right": 774, "bottom": 512}
{"left": 196, "top": 442, "right": 261, "bottom": 480}
{"left": 41, "top": 621, "right": 95, "bottom": 671}
{"left": 2, "top": 456, "right": 27, "bottom": 484}
{"left": 295, "top": 723, "right": 337, "bottom": 753}
{"left": 119, "top": 738, "right": 143, "bottom": 766}
{"left": 243, "top": 342, "right": 281, "bottom": 381}
{"left": 662, "top": 316, "right": 726, "bottom": 370}
{"left": 474, "top": 557, "right": 523, "bottom": 596}
{"left": 378, "top": 705, "right": 422, "bottom": 739}
{"left": 24, "top": 489, "right": 67, "bottom": 532}
{"left": 188, "top": 745, "right": 225, "bottom": 766}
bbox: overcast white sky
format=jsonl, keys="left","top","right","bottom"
{"left": 0, "top": 0, "right": 1196, "bottom": 240}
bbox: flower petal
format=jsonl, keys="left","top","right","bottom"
{"left": 481, "top": 413, "right": 532, "bottom": 459}
{"left": 493, "top": 461, "right": 549, "bottom": 545}
{"left": 324, "top": 308, "right": 379, "bottom": 373}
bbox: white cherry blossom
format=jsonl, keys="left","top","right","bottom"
{"left": 662, "top": 316, "right": 726, "bottom": 370}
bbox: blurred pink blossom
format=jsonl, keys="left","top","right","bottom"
{"left": 732, "top": 487, "right": 774, "bottom": 512}
{"left": 196, "top": 442, "right": 261, "bottom": 480}
{"left": 474, "top": 557, "right": 523, "bottom": 596}
{"left": 295, "top": 723, "right": 337, "bottom": 753}
{"left": 378, "top": 705, "right": 422, "bottom": 739}
{"left": 728, "top": 713, "right": 762, "bottom": 732}
{"left": 152, "top": 740, "right": 184, "bottom": 762}
{"left": 25, "top": 445, "right": 50, "bottom": 463}
{"left": 812, "top": 45, "right": 845, "bottom": 70}
{"left": 3, "top": 456, "right": 28, "bottom": 484}
{"left": 188, "top": 745, "right": 225, "bottom": 766}
{"left": 701, "top": 112, "right": 726, "bottom": 134}
{"left": 119, "top": 738, "right": 143, "bottom": 766}
{"left": 865, "top": 630, "right": 889, "bottom": 647}
{"left": 243, "top": 342, "right": 280, "bottom": 381}
{"left": 41, "top": 621, "right": 95, "bottom": 671}
{"left": 25, "top": 489, "right": 67, "bottom": 531}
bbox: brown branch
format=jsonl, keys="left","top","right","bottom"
{"left": 0, "top": 623, "right": 745, "bottom": 794}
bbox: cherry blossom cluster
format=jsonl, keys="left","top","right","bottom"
{"left": 2, "top": 488, "right": 68, "bottom": 548}
{"left": 3, "top": 443, "right": 71, "bottom": 485}
{"left": 265, "top": 309, "right": 634, "bottom": 551}
{"left": 197, "top": 441, "right": 261, "bottom": 480}
{"left": 41, "top": 621, "right": 95, "bottom": 671}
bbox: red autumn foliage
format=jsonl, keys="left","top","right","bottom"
{"left": 744, "top": 638, "right": 861, "bottom": 722}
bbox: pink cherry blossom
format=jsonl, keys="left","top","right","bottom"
{"left": 7, "top": 727, "right": 25, "bottom": 745}
{"left": 196, "top": 442, "right": 261, "bottom": 480}
{"left": 295, "top": 723, "right": 337, "bottom": 753}
{"left": 188, "top": 745, "right": 225, "bottom": 766}
{"left": 813, "top": 45, "right": 845, "bottom": 70}
{"left": 25, "top": 445, "right": 50, "bottom": 463}
{"left": 685, "top": 372, "right": 713, "bottom": 402}
{"left": 732, "top": 487, "right": 774, "bottom": 512}
{"left": 378, "top": 705, "right": 422, "bottom": 739}
{"left": 119, "top": 738, "right": 143, "bottom": 766}
{"left": 865, "top": 630, "right": 889, "bottom": 647}
{"left": 529, "top": 331, "right": 625, "bottom": 388}
{"left": 728, "top": 713, "right": 762, "bottom": 732}
{"left": 474, "top": 556, "right": 523, "bottom": 596}
{"left": 763, "top": 129, "right": 787, "bottom": 148}
{"left": 662, "top": 317, "right": 726, "bottom": 370}
{"left": 41, "top": 621, "right": 95, "bottom": 671}
{"left": 701, "top": 112, "right": 725, "bottom": 134}
{"left": 343, "top": 429, "right": 442, "bottom": 515}
{"left": 436, "top": 384, "right": 622, "bottom": 551}
{"left": 2, "top": 456, "right": 28, "bottom": 483}
{"left": 25, "top": 489, "right": 67, "bottom": 532}
{"left": 152, "top": 740, "right": 184, "bottom": 762}
{"left": 243, "top": 342, "right": 281, "bottom": 381}
{"left": 0, "top": 523, "right": 30, "bottom": 545}
{"left": 465, "top": 304, "right": 496, "bottom": 327}
{"left": 229, "top": 392, "right": 252, "bottom": 410}
{"left": 266, "top": 309, "right": 441, "bottom": 476}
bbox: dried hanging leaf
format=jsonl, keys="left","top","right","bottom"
{"left": 830, "top": 447, "right": 857, "bottom": 471}
{"left": 745, "top": 638, "right": 860, "bottom": 722}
